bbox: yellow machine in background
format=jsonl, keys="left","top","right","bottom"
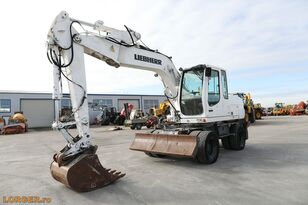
{"left": 237, "top": 93, "right": 255, "bottom": 124}
{"left": 1, "top": 112, "right": 28, "bottom": 135}
{"left": 253, "top": 103, "right": 263, "bottom": 120}
{"left": 273, "top": 103, "right": 287, "bottom": 116}
{"left": 10, "top": 113, "right": 27, "bottom": 123}
{"left": 147, "top": 100, "right": 171, "bottom": 128}
{"left": 151, "top": 100, "right": 170, "bottom": 117}
{"left": 284, "top": 104, "right": 293, "bottom": 115}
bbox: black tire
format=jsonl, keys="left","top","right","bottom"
{"left": 130, "top": 125, "right": 135, "bottom": 130}
{"left": 255, "top": 111, "right": 262, "bottom": 120}
{"left": 196, "top": 131, "right": 219, "bottom": 164}
{"left": 221, "top": 136, "right": 231, "bottom": 149}
{"left": 136, "top": 124, "right": 142, "bottom": 130}
{"left": 229, "top": 124, "right": 247, "bottom": 150}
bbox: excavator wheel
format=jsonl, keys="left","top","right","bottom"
{"left": 195, "top": 131, "right": 219, "bottom": 164}
{"left": 50, "top": 152, "right": 125, "bottom": 192}
{"left": 229, "top": 124, "right": 247, "bottom": 150}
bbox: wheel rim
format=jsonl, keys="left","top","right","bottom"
{"left": 256, "top": 112, "right": 261, "bottom": 119}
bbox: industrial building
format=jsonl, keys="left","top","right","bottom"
{"left": 0, "top": 91, "right": 165, "bottom": 128}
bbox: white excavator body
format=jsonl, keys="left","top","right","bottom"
{"left": 47, "top": 11, "right": 247, "bottom": 192}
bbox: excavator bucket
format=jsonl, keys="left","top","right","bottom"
{"left": 130, "top": 133, "right": 198, "bottom": 157}
{"left": 50, "top": 153, "right": 125, "bottom": 192}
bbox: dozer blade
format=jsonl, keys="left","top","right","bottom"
{"left": 50, "top": 154, "right": 125, "bottom": 192}
{"left": 130, "top": 133, "right": 198, "bottom": 157}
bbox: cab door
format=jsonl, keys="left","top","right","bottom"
{"left": 206, "top": 69, "right": 230, "bottom": 120}
{"left": 220, "top": 70, "right": 232, "bottom": 118}
{"left": 206, "top": 69, "right": 221, "bottom": 119}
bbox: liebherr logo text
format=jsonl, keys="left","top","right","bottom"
{"left": 134, "top": 54, "right": 162, "bottom": 65}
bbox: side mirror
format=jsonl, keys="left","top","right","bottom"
{"left": 205, "top": 67, "right": 212, "bottom": 77}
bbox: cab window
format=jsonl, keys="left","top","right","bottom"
{"left": 221, "top": 70, "right": 228, "bottom": 99}
{"left": 180, "top": 69, "right": 204, "bottom": 115}
{"left": 208, "top": 70, "right": 220, "bottom": 106}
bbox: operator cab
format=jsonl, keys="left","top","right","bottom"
{"left": 179, "top": 64, "right": 230, "bottom": 122}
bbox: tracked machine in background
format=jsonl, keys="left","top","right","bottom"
{"left": 47, "top": 11, "right": 247, "bottom": 192}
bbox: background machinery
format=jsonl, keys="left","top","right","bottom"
{"left": 266, "top": 107, "right": 274, "bottom": 116}
{"left": 253, "top": 103, "right": 263, "bottom": 120}
{"left": 59, "top": 108, "right": 75, "bottom": 124}
{"left": 237, "top": 93, "right": 255, "bottom": 124}
{"left": 284, "top": 104, "right": 293, "bottom": 115}
{"left": 151, "top": 100, "right": 170, "bottom": 118}
{"left": 146, "top": 100, "right": 171, "bottom": 128}
{"left": 1, "top": 112, "right": 28, "bottom": 135}
{"left": 124, "top": 108, "right": 148, "bottom": 130}
{"left": 47, "top": 11, "right": 247, "bottom": 192}
{"left": 290, "top": 101, "right": 307, "bottom": 116}
{"left": 113, "top": 103, "right": 133, "bottom": 125}
{"left": 95, "top": 106, "right": 118, "bottom": 125}
{"left": 273, "top": 103, "right": 287, "bottom": 116}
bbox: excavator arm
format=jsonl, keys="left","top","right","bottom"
{"left": 47, "top": 11, "right": 180, "bottom": 192}
{"left": 48, "top": 11, "right": 181, "bottom": 157}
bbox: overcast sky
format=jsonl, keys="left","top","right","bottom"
{"left": 0, "top": 0, "right": 307, "bottom": 107}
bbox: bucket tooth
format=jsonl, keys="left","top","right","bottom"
{"left": 50, "top": 153, "right": 125, "bottom": 192}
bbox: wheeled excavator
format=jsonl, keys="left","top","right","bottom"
{"left": 47, "top": 11, "right": 247, "bottom": 192}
